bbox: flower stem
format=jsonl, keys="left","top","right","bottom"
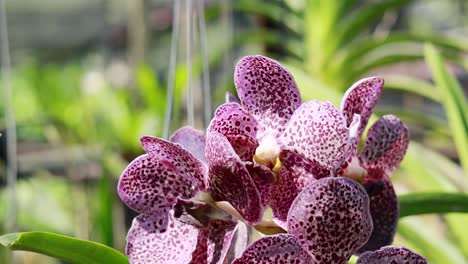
{"left": 399, "top": 192, "right": 468, "bottom": 218}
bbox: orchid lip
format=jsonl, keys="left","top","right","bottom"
{"left": 340, "top": 156, "right": 368, "bottom": 183}
{"left": 253, "top": 134, "right": 282, "bottom": 173}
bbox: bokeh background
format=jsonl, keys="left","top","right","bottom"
{"left": 0, "top": 0, "right": 467, "bottom": 263}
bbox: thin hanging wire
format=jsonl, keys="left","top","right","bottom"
{"left": 198, "top": 0, "right": 211, "bottom": 128}
{"left": 186, "top": 0, "right": 195, "bottom": 127}
{"left": 0, "top": 0, "right": 18, "bottom": 233}
{"left": 163, "top": 0, "right": 181, "bottom": 139}
{"left": 221, "top": 0, "right": 234, "bottom": 86}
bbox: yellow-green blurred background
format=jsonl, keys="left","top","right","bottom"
{"left": 0, "top": 0, "right": 467, "bottom": 263}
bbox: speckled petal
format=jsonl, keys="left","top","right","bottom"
{"left": 117, "top": 154, "right": 201, "bottom": 214}
{"left": 126, "top": 212, "right": 199, "bottom": 264}
{"left": 234, "top": 55, "right": 301, "bottom": 137}
{"left": 357, "top": 246, "right": 428, "bottom": 264}
{"left": 232, "top": 234, "right": 314, "bottom": 264}
{"left": 341, "top": 114, "right": 361, "bottom": 164}
{"left": 280, "top": 100, "right": 349, "bottom": 172}
{"left": 245, "top": 161, "right": 275, "bottom": 207}
{"left": 287, "top": 177, "right": 373, "bottom": 264}
{"left": 190, "top": 220, "right": 238, "bottom": 264}
{"left": 140, "top": 136, "right": 206, "bottom": 189}
{"left": 359, "top": 115, "right": 409, "bottom": 176}
{"left": 208, "top": 103, "right": 259, "bottom": 160}
{"left": 224, "top": 222, "right": 250, "bottom": 263}
{"left": 206, "top": 131, "right": 263, "bottom": 224}
{"left": 358, "top": 177, "right": 399, "bottom": 253}
{"left": 169, "top": 126, "right": 206, "bottom": 162}
{"left": 270, "top": 150, "right": 327, "bottom": 228}
{"left": 341, "top": 77, "right": 384, "bottom": 138}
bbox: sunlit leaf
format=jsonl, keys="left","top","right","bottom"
{"left": 349, "top": 54, "right": 423, "bottom": 83}
{"left": 95, "top": 176, "right": 114, "bottom": 247}
{"left": 337, "top": 32, "right": 468, "bottom": 69}
{"left": 398, "top": 218, "right": 466, "bottom": 263}
{"left": 383, "top": 75, "right": 440, "bottom": 102}
{"left": 425, "top": 44, "right": 468, "bottom": 175}
{"left": 234, "top": 0, "right": 302, "bottom": 35}
{"left": 0, "top": 232, "right": 128, "bottom": 264}
{"left": 399, "top": 192, "right": 468, "bottom": 217}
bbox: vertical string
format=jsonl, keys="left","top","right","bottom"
{"left": 186, "top": 0, "right": 194, "bottom": 127}
{"left": 198, "top": 0, "right": 211, "bottom": 128}
{"left": 221, "top": 0, "right": 234, "bottom": 86}
{"left": 0, "top": 0, "right": 18, "bottom": 233}
{"left": 163, "top": 0, "right": 181, "bottom": 138}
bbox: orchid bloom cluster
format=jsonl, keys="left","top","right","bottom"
{"left": 117, "top": 55, "right": 427, "bottom": 264}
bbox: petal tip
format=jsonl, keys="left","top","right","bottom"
{"left": 139, "top": 135, "right": 158, "bottom": 151}
{"left": 357, "top": 246, "right": 428, "bottom": 264}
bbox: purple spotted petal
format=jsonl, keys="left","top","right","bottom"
{"left": 280, "top": 100, "right": 349, "bottom": 173}
{"left": 226, "top": 92, "right": 241, "bottom": 104}
{"left": 208, "top": 103, "right": 259, "bottom": 160}
{"left": 357, "top": 177, "right": 399, "bottom": 253}
{"left": 341, "top": 114, "right": 361, "bottom": 164}
{"left": 190, "top": 220, "right": 237, "bottom": 264}
{"left": 360, "top": 115, "right": 409, "bottom": 176}
{"left": 224, "top": 223, "right": 250, "bottom": 263}
{"left": 341, "top": 77, "right": 384, "bottom": 138}
{"left": 117, "top": 154, "right": 201, "bottom": 214}
{"left": 245, "top": 161, "right": 275, "bottom": 207}
{"left": 287, "top": 177, "right": 373, "bottom": 264}
{"left": 206, "top": 131, "right": 263, "bottom": 224}
{"left": 270, "top": 150, "right": 326, "bottom": 228}
{"left": 140, "top": 136, "right": 206, "bottom": 189}
{"left": 169, "top": 126, "right": 206, "bottom": 162}
{"left": 126, "top": 212, "right": 199, "bottom": 264}
{"left": 232, "top": 234, "right": 313, "bottom": 264}
{"left": 234, "top": 55, "right": 301, "bottom": 137}
{"left": 357, "top": 246, "right": 428, "bottom": 264}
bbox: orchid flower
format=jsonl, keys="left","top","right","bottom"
{"left": 208, "top": 56, "right": 408, "bottom": 253}
{"left": 233, "top": 176, "right": 373, "bottom": 264}
{"left": 117, "top": 127, "right": 244, "bottom": 263}
{"left": 116, "top": 55, "right": 423, "bottom": 264}
{"left": 231, "top": 177, "right": 427, "bottom": 264}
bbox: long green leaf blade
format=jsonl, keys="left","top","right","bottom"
{"left": 327, "top": 0, "right": 412, "bottom": 62}
{"left": 337, "top": 32, "right": 468, "bottom": 69}
{"left": 398, "top": 218, "right": 467, "bottom": 263}
{"left": 0, "top": 232, "right": 129, "bottom": 264}
{"left": 399, "top": 192, "right": 468, "bottom": 218}
{"left": 383, "top": 75, "right": 440, "bottom": 102}
{"left": 425, "top": 44, "right": 468, "bottom": 175}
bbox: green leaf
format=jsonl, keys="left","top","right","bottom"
{"left": 446, "top": 214, "right": 468, "bottom": 258}
{"left": 383, "top": 75, "right": 440, "bottom": 102}
{"left": 337, "top": 32, "right": 468, "bottom": 70}
{"left": 399, "top": 143, "right": 458, "bottom": 191}
{"left": 234, "top": 29, "right": 302, "bottom": 59}
{"left": 425, "top": 44, "right": 468, "bottom": 176}
{"left": 284, "top": 64, "right": 342, "bottom": 104}
{"left": 348, "top": 54, "right": 423, "bottom": 83}
{"left": 326, "top": 0, "right": 412, "bottom": 63}
{"left": 339, "top": 0, "right": 411, "bottom": 43}
{"left": 136, "top": 64, "right": 166, "bottom": 115}
{"left": 398, "top": 218, "right": 467, "bottom": 263}
{"left": 95, "top": 175, "right": 114, "bottom": 247}
{"left": 0, "top": 232, "right": 129, "bottom": 264}
{"left": 399, "top": 192, "right": 468, "bottom": 218}
{"left": 234, "top": 0, "right": 302, "bottom": 35}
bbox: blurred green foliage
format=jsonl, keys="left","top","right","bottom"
{"left": 0, "top": 0, "right": 468, "bottom": 263}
